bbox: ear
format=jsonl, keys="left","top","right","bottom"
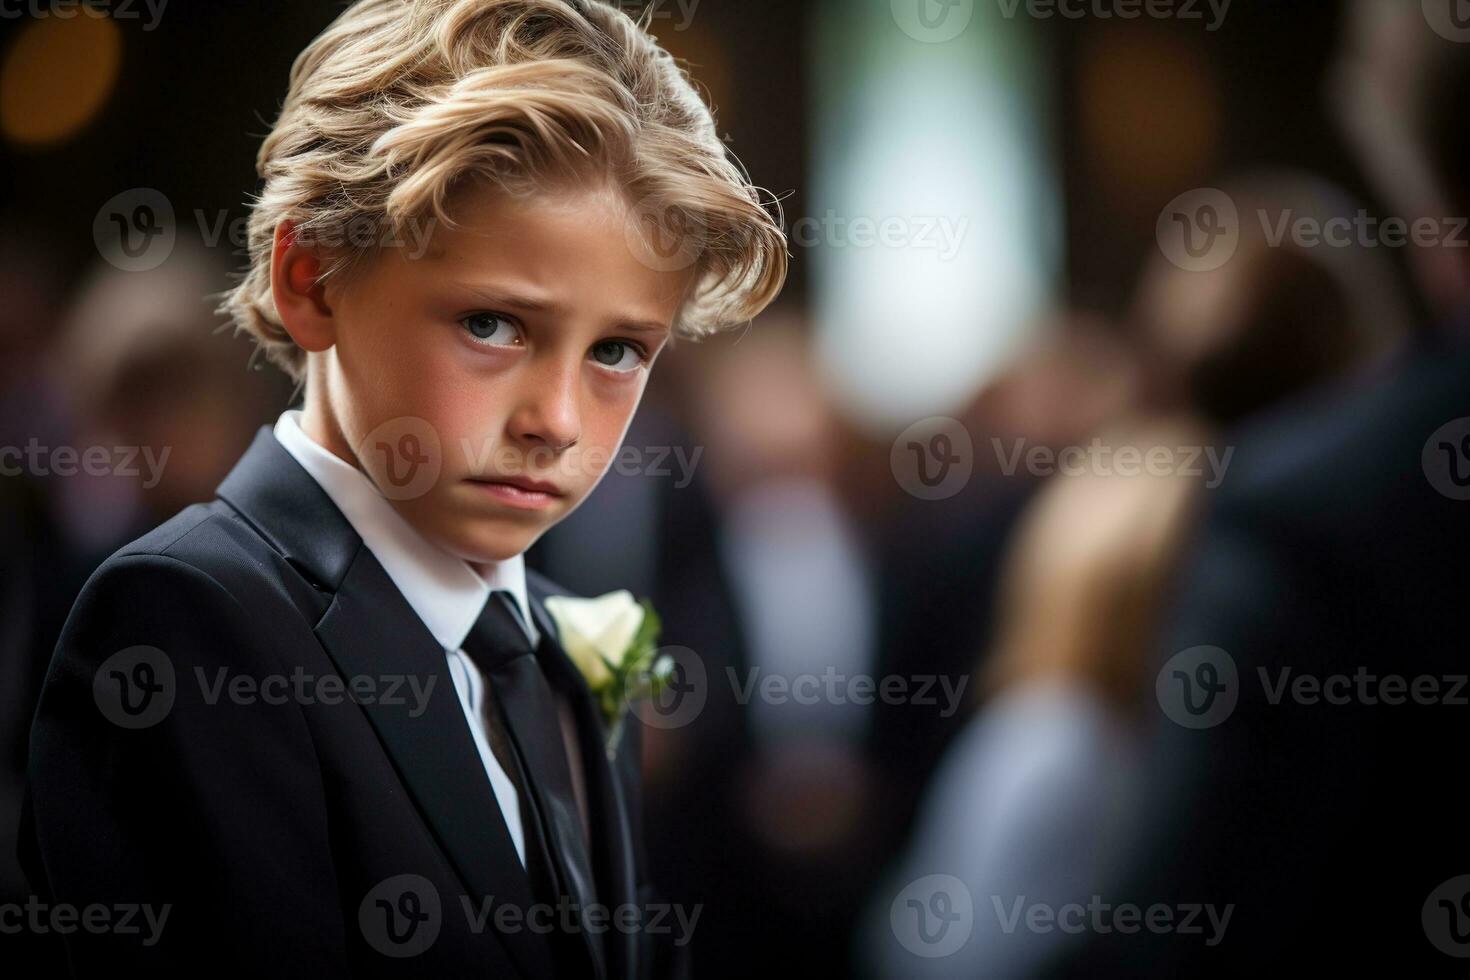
{"left": 269, "top": 220, "right": 337, "bottom": 353}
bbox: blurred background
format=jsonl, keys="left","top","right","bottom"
{"left": 3, "top": 0, "right": 1470, "bottom": 976}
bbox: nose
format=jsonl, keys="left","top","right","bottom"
{"left": 507, "top": 351, "right": 581, "bottom": 453}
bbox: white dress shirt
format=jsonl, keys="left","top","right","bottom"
{"left": 273, "top": 409, "right": 543, "bottom": 865}
{"left": 721, "top": 476, "right": 876, "bottom": 747}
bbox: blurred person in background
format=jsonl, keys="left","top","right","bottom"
{"left": 3, "top": 231, "right": 288, "bottom": 971}
{"left": 49, "top": 234, "right": 291, "bottom": 559}
{"left": 866, "top": 312, "right": 1139, "bottom": 859}
{"left": 676, "top": 310, "right": 881, "bottom": 978}
{"left": 1040, "top": 1, "right": 1470, "bottom": 974}
{"left": 867, "top": 424, "right": 1195, "bottom": 980}
{"left": 867, "top": 168, "right": 1407, "bottom": 978}
{"left": 0, "top": 226, "right": 78, "bottom": 971}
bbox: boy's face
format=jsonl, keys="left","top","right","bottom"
{"left": 311, "top": 180, "right": 693, "bottom": 565}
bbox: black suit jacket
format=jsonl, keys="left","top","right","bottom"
{"left": 18, "top": 427, "right": 674, "bottom": 979}
{"left": 1044, "top": 332, "right": 1470, "bottom": 977}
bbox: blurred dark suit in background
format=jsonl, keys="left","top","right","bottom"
{"left": 1045, "top": 3, "right": 1470, "bottom": 974}
{"left": 1044, "top": 331, "right": 1470, "bottom": 977}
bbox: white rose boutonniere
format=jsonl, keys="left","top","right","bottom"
{"left": 543, "top": 590, "right": 670, "bottom": 759}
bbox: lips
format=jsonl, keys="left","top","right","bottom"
{"left": 468, "top": 474, "right": 565, "bottom": 497}
{"left": 495, "top": 475, "right": 563, "bottom": 495}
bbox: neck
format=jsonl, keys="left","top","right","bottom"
{"left": 299, "top": 359, "right": 360, "bottom": 471}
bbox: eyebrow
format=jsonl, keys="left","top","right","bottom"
{"left": 454, "top": 283, "right": 671, "bottom": 336}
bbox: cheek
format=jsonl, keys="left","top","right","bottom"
{"left": 578, "top": 377, "right": 647, "bottom": 472}
{"left": 334, "top": 308, "right": 436, "bottom": 427}
{"left": 414, "top": 366, "right": 506, "bottom": 472}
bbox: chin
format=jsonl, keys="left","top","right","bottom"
{"left": 436, "top": 521, "right": 544, "bottom": 565}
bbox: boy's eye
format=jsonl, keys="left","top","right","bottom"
{"left": 589, "top": 339, "right": 647, "bottom": 373}
{"left": 460, "top": 312, "right": 520, "bottom": 346}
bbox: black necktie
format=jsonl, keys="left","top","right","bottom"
{"left": 461, "top": 590, "right": 604, "bottom": 975}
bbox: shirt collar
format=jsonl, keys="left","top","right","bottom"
{"left": 272, "top": 409, "right": 537, "bottom": 651}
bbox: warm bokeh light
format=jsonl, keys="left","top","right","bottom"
{"left": 1, "top": 13, "right": 122, "bottom": 147}
{"left": 1079, "top": 26, "right": 1221, "bottom": 209}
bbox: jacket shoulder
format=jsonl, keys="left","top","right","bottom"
{"left": 1212, "top": 342, "right": 1470, "bottom": 531}
{"left": 71, "top": 499, "right": 323, "bottom": 648}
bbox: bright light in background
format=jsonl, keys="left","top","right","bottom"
{"left": 809, "top": 0, "right": 1060, "bottom": 434}
{"left": 1, "top": 14, "right": 121, "bottom": 147}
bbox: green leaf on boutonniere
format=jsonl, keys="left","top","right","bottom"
{"left": 598, "top": 598, "right": 664, "bottom": 759}
{"left": 543, "top": 590, "right": 672, "bottom": 759}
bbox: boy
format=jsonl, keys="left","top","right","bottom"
{"left": 18, "top": 1, "right": 786, "bottom": 976}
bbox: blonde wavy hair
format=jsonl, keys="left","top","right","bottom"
{"left": 221, "top": 0, "right": 787, "bottom": 380}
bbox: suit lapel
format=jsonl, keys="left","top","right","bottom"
{"left": 218, "top": 428, "right": 556, "bottom": 979}
{"left": 315, "top": 544, "right": 557, "bottom": 979}
{"left": 526, "top": 580, "right": 642, "bottom": 980}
